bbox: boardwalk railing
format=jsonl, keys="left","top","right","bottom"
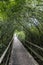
{"left": 0, "top": 38, "right": 13, "bottom": 65}
{"left": 25, "top": 40, "right": 43, "bottom": 60}
{"left": 22, "top": 40, "right": 43, "bottom": 65}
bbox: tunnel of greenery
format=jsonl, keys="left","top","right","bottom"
{"left": 0, "top": 0, "right": 43, "bottom": 65}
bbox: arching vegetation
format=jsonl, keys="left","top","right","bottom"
{"left": 0, "top": 0, "right": 43, "bottom": 64}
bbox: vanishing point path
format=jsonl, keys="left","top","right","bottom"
{"left": 9, "top": 35, "right": 39, "bottom": 65}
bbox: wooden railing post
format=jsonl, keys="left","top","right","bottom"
{"left": 0, "top": 38, "right": 13, "bottom": 65}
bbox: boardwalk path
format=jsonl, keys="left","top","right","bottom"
{"left": 9, "top": 36, "right": 39, "bottom": 65}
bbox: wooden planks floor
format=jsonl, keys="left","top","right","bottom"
{"left": 9, "top": 36, "right": 39, "bottom": 65}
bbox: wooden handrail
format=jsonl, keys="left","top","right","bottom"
{"left": 25, "top": 40, "right": 43, "bottom": 51}
{"left": 23, "top": 42, "right": 43, "bottom": 61}
{"left": 0, "top": 38, "right": 13, "bottom": 64}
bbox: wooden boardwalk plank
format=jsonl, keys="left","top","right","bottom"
{"left": 9, "top": 36, "right": 39, "bottom": 65}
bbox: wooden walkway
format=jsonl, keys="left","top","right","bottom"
{"left": 9, "top": 36, "right": 39, "bottom": 65}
